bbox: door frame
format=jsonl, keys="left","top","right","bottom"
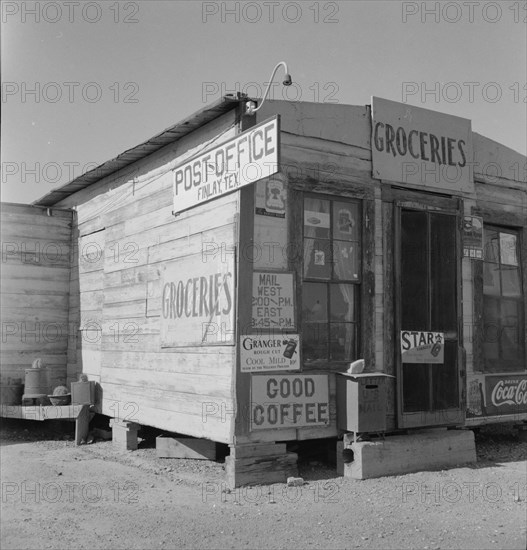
{"left": 393, "top": 193, "right": 465, "bottom": 429}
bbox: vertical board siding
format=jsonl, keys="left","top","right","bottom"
{"left": 0, "top": 204, "right": 73, "bottom": 390}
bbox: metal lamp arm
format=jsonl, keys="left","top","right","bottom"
{"left": 246, "top": 61, "right": 291, "bottom": 115}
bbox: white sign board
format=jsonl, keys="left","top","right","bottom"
{"left": 371, "top": 97, "right": 473, "bottom": 193}
{"left": 160, "top": 253, "right": 235, "bottom": 347}
{"left": 240, "top": 334, "right": 300, "bottom": 372}
{"left": 251, "top": 271, "right": 295, "bottom": 330}
{"left": 173, "top": 116, "right": 279, "bottom": 214}
{"left": 251, "top": 374, "right": 329, "bottom": 430}
{"left": 400, "top": 330, "right": 444, "bottom": 364}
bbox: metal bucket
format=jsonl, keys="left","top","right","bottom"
{"left": 24, "top": 367, "right": 49, "bottom": 397}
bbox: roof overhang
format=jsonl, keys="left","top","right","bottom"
{"left": 33, "top": 95, "right": 243, "bottom": 207}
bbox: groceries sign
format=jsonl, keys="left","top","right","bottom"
{"left": 160, "top": 252, "right": 235, "bottom": 347}
{"left": 371, "top": 97, "right": 473, "bottom": 193}
{"left": 173, "top": 116, "right": 279, "bottom": 214}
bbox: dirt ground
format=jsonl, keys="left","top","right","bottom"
{"left": 1, "top": 419, "right": 526, "bottom": 550}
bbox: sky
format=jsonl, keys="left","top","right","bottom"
{"left": 1, "top": 0, "right": 526, "bottom": 204}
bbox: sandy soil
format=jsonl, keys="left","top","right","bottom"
{"left": 1, "top": 419, "right": 526, "bottom": 550}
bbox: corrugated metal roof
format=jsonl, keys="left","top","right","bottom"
{"left": 33, "top": 95, "right": 243, "bottom": 207}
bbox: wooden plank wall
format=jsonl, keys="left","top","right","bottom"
{"left": 56, "top": 111, "right": 239, "bottom": 443}
{"left": 0, "top": 203, "right": 73, "bottom": 390}
{"left": 238, "top": 103, "right": 381, "bottom": 443}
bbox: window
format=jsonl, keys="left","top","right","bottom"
{"left": 301, "top": 196, "right": 361, "bottom": 364}
{"left": 482, "top": 225, "right": 525, "bottom": 372}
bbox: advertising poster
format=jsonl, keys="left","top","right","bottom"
{"left": 463, "top": 216, "right": 483, "bottom": 259}
{"left": 240, "top": 334, "right": 300, "bottom": 372}
{"left": 400, "top": 331, "right": 444, "bottom": 364}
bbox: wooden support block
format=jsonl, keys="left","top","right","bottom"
{"left": 110, "top": 419, "right": 140, "bottom": 451}
{"left": 225, "top": 443, "right": 298, "bottom": 488}
{"left": 345, "top": 429, "right": 476, "bottom": 480}
{"left": 156, "top": 436, "right": 216, "bottom": 460}
{"left": 229, "top": 443, "right": 287, "bottom": 459}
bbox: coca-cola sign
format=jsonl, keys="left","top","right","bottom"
{"left": 485, "top": 375, "right": 527, "bottom": 417}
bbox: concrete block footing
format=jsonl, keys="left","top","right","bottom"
{"left": 337, "top": 429, "right": 476, "bottom": 479}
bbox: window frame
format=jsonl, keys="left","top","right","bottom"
{"left": 301, "top": 193, "right": 362, "bottom": 366}
{"left": 481, "top": 224, "right": 525, "bottom": 372}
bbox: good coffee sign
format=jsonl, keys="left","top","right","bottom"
{"left": 250, "top": 374, "right": 329, "bottom": 430}
{"left": 485, "top": 375, "right": 527, "bottom": 416}
{"left": 371, "top": 97, "right": 473, "bottom": 193}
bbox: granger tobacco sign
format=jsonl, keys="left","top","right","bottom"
{"left": 240, "top": 334, "right": 300, "bottom": 372}
{"left": 371, "top": 97, "right": 473, "bottom": 193}
{"left": 172, "top": 116, "right": 279, "bottom": 214}
{"left": 160, "top": 252, "right": 235, "bottom": 347}
{"left": 250, "top": 374, "right": 329, "bottom": 430}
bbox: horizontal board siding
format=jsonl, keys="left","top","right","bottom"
{"left": 63, "top": 112, "right": 239, "bottom": 442}
{"left": 0, "top": 204, "right": 73, "bottom": 387}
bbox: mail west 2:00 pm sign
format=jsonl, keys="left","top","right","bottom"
{"left": 172, "top": 116, "right": 279, "bottom": 214}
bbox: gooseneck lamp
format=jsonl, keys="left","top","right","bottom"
{"left": 245, "top": 61, "right": 292, "bottom": 116}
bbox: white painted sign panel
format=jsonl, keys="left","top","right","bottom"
{"left": 250, "top": 374, "right": 329, "bottom": 430}
{"left": 251, "top": 271, "right": 295, "bottom": 330}
{"left": 173, "top": 116, "right": 279, "bottom": 214}
{"left": 371, "top": 97, "right": 473, "bottom": 193}
{"left": 240, "top": 334, "right": 300, "bottom": 372}
{"left": 160, "top": 253, "right": 235, "bottom": 347}
{"left": 400, "top": 330, "right": 444, "bottom": 364}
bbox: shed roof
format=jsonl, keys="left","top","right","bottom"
{"left": 33, "top": 95, "right": 243, "bottom": 207}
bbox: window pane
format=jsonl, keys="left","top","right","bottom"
{"left": 483, "top": 262, "right": 501, "bottom": 295}
{"left": 303, "top": 323, "right": 328, "bottom": 362}
{"left": 304, "top": 198, "right": 330, "bottom": 239}
{"left": 304, "top": 238, "right": 332, "bottom": 279}
{"left": 302, "top": 283, "right": 327, "bottom": 322}
{"left": 501, "top": 300, "right": 522, "bottom": 360}
{"left": 333, "top": 241, "right": 359, "bottom": 281}
{"left": 483, "top": 297, "right": 500, "bottom": 359}
{"left": 330, "top": 284, "right": 355, "bottom": 322}
{"left": 484, "top": 228, "right": 499, "bottom": 263}
{"left": 332, "top": 202, "right": 359, "bottom": 241}
{"left": 502, "top": 267, "right": 521, "bottom": 297}
{"left": 500, "top": 233, "right": 518, "bottom": 266}
{"left": 329, "top": 323, "right": 355, "bottom": 361}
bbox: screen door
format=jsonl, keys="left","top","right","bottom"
{"left": 397, "top": 208, "right": 463, "bottom": 428}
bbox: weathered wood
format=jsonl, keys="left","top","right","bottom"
{"left": 156, "top": 435, "right": 217, "bottom": 460}
{"left": 1, "top": 204, "right": 72, "bottom": 387}
{"left": 225, "top": 449, "right": 298, "bottom": 488}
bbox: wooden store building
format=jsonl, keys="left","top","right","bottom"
{"left": 1, "top": 94, "right": 526, "bottom": 485}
